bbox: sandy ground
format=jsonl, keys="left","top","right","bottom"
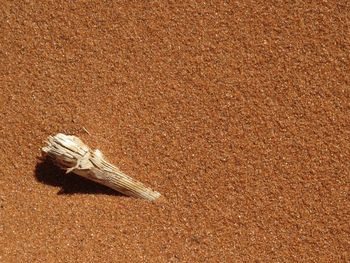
{"left": 0, "top": 1, "right": 349, "bottom": 262}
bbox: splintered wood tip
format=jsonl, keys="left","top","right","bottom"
{"left": 41, "top": 133, "right": 161, "bottom": 201}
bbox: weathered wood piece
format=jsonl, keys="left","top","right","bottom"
{"left": 42, "top": 133, "right": 161, "bottom": 201}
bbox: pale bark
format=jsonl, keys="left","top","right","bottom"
{"left": 42, "top": 133, "right": 161, "bottom": 201}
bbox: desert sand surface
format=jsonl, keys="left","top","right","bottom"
{"left": 0, "top": 1, "right": 349, "bottom": 262}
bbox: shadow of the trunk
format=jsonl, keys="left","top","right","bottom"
{"left": 35, "top": 158, "right": 125, "bottom": 197}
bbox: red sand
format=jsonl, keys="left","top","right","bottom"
{"left": 0, "top": 1, "right": 349, "bottom": 262}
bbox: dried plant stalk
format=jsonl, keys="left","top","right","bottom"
{"left": 42, "top": 133, "right": 161, "bottom": 201}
